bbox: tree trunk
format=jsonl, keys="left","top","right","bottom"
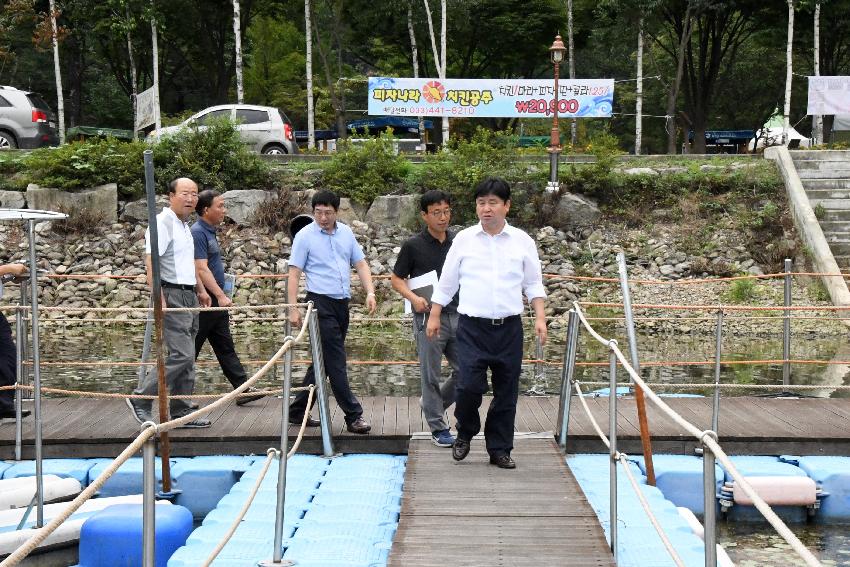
{"left": 48, "top": 0, "right": 65, "bottom": 143}
{"left": 125, "top": 3, "right": 138, "bottom": 138}
{"left": 421, "top": 0, "right": 440, "bottom": 74}
{"left": 665, "top": 5, "right": 692, "bottom": 154}
{"left": 567, "top": 0, "right": 576, "bottom": 146}
{"left": 233, "top": 0, "right": 244, "bottom": 104}
{"left": 312, "top": 14, "right": 345, "bottom": 141}
{"left": 151, "top": 15, "right": 161, "bottom": 131}
{"left": 305, "top": 0, "right": 315, "bottom": 149}
{"left": 635, "top": 17, "right": 643, "bottom": 155}
{"left": 408, "top": 1, "right": 425, "bottom": 148}
{"left": 812, "top": 1, "right": 822, "bottom": 145}
{"left": 783, "top": 0, "right": 795, "bottom": 145}
{"left": 440, "top": 0, "right": 448, "bottom": 144}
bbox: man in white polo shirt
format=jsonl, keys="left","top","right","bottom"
{"left": 427, "top": 177, "right": 547, "bottom": 469}
{"left": 127, "top": 177, "right": 212, "bottom": 428}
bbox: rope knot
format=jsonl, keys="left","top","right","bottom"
{"left": 700, "top": 429, "right": 719, "bottom": 445}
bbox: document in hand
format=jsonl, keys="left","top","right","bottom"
{"left": 404, "top": 270, "right": 438, "bottom": 314}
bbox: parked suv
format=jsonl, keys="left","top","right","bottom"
{"left": 0, "top": 86, "right": 59, "bottom": 149}
{"left": 150, "top": 104, "right": 299, "bottom": 154}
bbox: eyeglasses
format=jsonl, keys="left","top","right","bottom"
{"left": 313, "top": 209, "right": 337, "bottom": 218}
{"left": 429, "top": 209, "right": 451, "bottom": 218}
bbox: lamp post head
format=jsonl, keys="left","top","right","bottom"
{"left": 550, "top": 35, "right": 566, "bottom": 64}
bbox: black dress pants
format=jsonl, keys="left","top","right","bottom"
{"left": 454, "top": 314, "right": 523, "bottom": 457}
{"left": 194, "top": 295, "right": 247, "bottom": 389}
{"left": 0, "top": 313, "right": 17, "bottom": 413}
{"left": 289, "top": 292, "right": 363, "bottom": 425}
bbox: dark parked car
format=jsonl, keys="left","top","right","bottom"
{"left": 0, "top": 86, "right": 59, "bottom": 149}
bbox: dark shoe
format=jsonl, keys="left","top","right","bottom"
{"left": 431, "top": 429, "right": 455, "bottom": 447}
{"left": 289, "top": 415, "right": 320, "bottom": 427}
{"left": 346, "top": 417, "right": 371, "bottom": 434}
{"left": 0, "top": 409, "right": 30, "bottom": 418}
{"left": 452, "top": 438, "right": 470, "bottom": 461}
{"left": 235, "top": 388, "right": 266, "bottom": 406}
{"left": 176, "top": 417, "right": 212, "bottom": 429}
{"left": 126, "top": 398, "right": 152, "bottom": 425}
{"left": 489, "top": 454, "right": 516, "bottom": 469}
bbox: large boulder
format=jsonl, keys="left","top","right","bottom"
{"left": 121, "top": 196, "right": 169, "bottom": 222}
{"left": 26, "top": 183, "right": 118, "bottom": 223}
{"left": 0, "top": 190, "right": 25, "bottom": 209}
{"left": 550, "top": 192, "right": 601, "bottom": 232}
{"left": 222, "top": 189, "right": 275, "bottom": 225}
{"left": 364, "top": 195, "right": 418, "bottom": 227}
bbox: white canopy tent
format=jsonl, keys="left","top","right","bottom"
{"left": 748, "top": 112, "right": 811, "bottom": 151}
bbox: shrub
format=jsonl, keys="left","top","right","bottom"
{"left": 23, "top": 137, "right": 147, "bottom": 197}
{"left": 50, "top": 205, "right": 106, "bottom": 236}
{"left": 724, "top": 278, "right": 759, "bottom": 303}
{"left": 153, "top": 119, "right": 277, "bottom": 193}
{"left": 320, "top": 131, "right": 410, "bottom": 205}
{"left": 251, "top": 188, "right": 302, "bottom": 233}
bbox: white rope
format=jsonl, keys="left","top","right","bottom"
{"left": 574, "top": 381, "right": 850, "bottom": 391}
{"left": 572, "top": 380, "right": 610, "bottom": 448}
{"left": 202, "top": 449, "right": 278, "bottom": 567}
{"left": 573, "top": 304, "right": 823, "bottom": 567}
{"left": 617, "top": 452, "right": 686, "bottom": 567}
{"left": 0, "top": 304, "right": 316, "bottom": 566}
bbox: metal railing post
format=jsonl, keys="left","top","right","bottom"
{"left": 307, "top": 306, "right": 336, "bottom": 457}
{"left": 782, "top": 258, "right": 792, "bottom": 386}
{"left": 557, "top": 309, "right": 579, "bottom": 450}
{"left": 18, "top": 282, "right": 30, "bottom": 400}
{"left": 534, "top": 334, "right": 545, "bottom": 386}
{"left": 142, "top": 426, "right": 156, "bottom": 567}
{"left": 712, "top": 310, "right": 723, "bottom": 434}
{"left": 27, "top": 220, "right": 44, "bottom": 527}
{"left": 608, "top": 342, "right": 618, "bottom": 560}
{"left": 703, "top": 437, "right": 718, "bottom": 567}
{"left": 617, "top": 252, "right": 655, "bottom": 485}
{"left": 266, "top": 316, "right": 296, "bottom": 566}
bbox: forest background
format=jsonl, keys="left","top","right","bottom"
{"left": 0, "top": 0, "right": 848, "bottom": 154}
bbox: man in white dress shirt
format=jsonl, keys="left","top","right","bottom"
{"left": 427, "top": 177, "right": 547, "bottom": 469}
{"left": 127, "top": 177, "right": 212, "bottom": 429}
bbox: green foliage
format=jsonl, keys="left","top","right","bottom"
{"left": 808, "top": 279, "right": 830, "bottom": 302}
{"left": 724, "top": 278, "right": 759, "bottom": 304}
{"left": 413, "top": 128, "right": 523, "bottom": 223}
{"left": 321, "top": 132, "right": 410, "bottom": 205}
{"left": 23, "top": 138, "right": 147, "bottom": 197}
{"left": 152, "top": 119, "right": 278, "bottom": 193}
{"left": 814, "top": 202, "right": 826, "bottom": 220}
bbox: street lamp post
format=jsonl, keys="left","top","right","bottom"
{"left": 548, "top": 35, "right": 566, "bottom": 193}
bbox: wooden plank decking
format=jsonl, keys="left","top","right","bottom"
{"left": 1, "top": 396, "right": 850, "bottom": 458}
{"left": 387, "top": 435, "right": 615, "bottom": 567}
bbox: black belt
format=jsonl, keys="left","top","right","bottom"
{"left": 462, "top": 314, "right": 520, "bottom": 326}
{"left": 161, "top": 281, "right": 195, "bottom": 291}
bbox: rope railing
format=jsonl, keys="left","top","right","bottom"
{"left": 579, "top": 300, "right": 850, "bottom": 312}
{"left": 0, "top": 304, "right": 315, "bottom": 567}
{"left": 572, "top": 304, "right": 823, "bottom": 567}
{"left": 572, "top": 379, "right": 686, "bottom": 566}
{"left": 201, "top": 386, "right": 316, "bottom": 567}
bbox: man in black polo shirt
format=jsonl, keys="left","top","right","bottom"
{"left": 391, "top": 190, "right": 459, "bottom": 447}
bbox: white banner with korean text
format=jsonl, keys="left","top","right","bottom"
{"left": 135, "top": 86, "right": 157, "bottom": 131}
{"left": 807, "top": 76, "right": 850, "bottom": 115}
{"left": 368, "top": 77, "right": 614, "bottom": 119}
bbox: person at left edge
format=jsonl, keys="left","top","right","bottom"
{"left": 287, "top": 190, "right": 376, "bottom": 434}
{"left": 192, "top": 189, "right": 264, "bottom": 406}
{"left": 0, "top": 263, "right": 30, "bottom": 419}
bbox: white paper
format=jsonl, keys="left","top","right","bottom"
{"left": 403, "top": 270, "right": 438, "bottom": 315}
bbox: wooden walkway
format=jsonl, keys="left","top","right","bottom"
{"left": 387, "top": 435, "right": 615, "bottom": 567}
{"left": 2, "top": 395, "right": 850, "bottom": 458}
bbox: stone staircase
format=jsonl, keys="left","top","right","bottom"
{"left": 790, "top": 150, "right": 850, "bottom": 270}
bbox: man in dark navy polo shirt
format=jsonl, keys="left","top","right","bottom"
{"left": 391, "top": 190, "right": 459, "bottom": 447}
{"left": 192, "top": 189, "right": 262, "bottom": 406}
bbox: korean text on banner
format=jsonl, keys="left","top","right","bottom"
{"left": 807, "top": 76, "right": 850, "bottom": 115}
{"left": 135, "top": 86, "right": 157, "bottom": 131}
{"left": 368, "top": 77, "right": 614, "bottom": 119}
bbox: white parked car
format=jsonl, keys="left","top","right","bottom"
{"left": 148, "top": 104, "right": 299, "bottom": 154}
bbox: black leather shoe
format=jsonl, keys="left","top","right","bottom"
{"left": 0, "top": 409, "right": 30, "bottom": 418}
{"left": 346, "top": 417, "right": 371, "bottom": 434}
{"left": 235, "top": 389, "right": 266, "bottom": 406}
{"left": 452, "top": 438, "right": 470, "bottom": 461}
{"left": 489, "top": 454, "right": 516, "bottom": 469}
{"left": 289, "top": 415, "right": 320, "bottom": 427}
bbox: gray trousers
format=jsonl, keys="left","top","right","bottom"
{"left": 134, "top": 287, "right": 198, "bottom": 415}
{"left": 413, "top": 310, "right": 459, "bottom": 433}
